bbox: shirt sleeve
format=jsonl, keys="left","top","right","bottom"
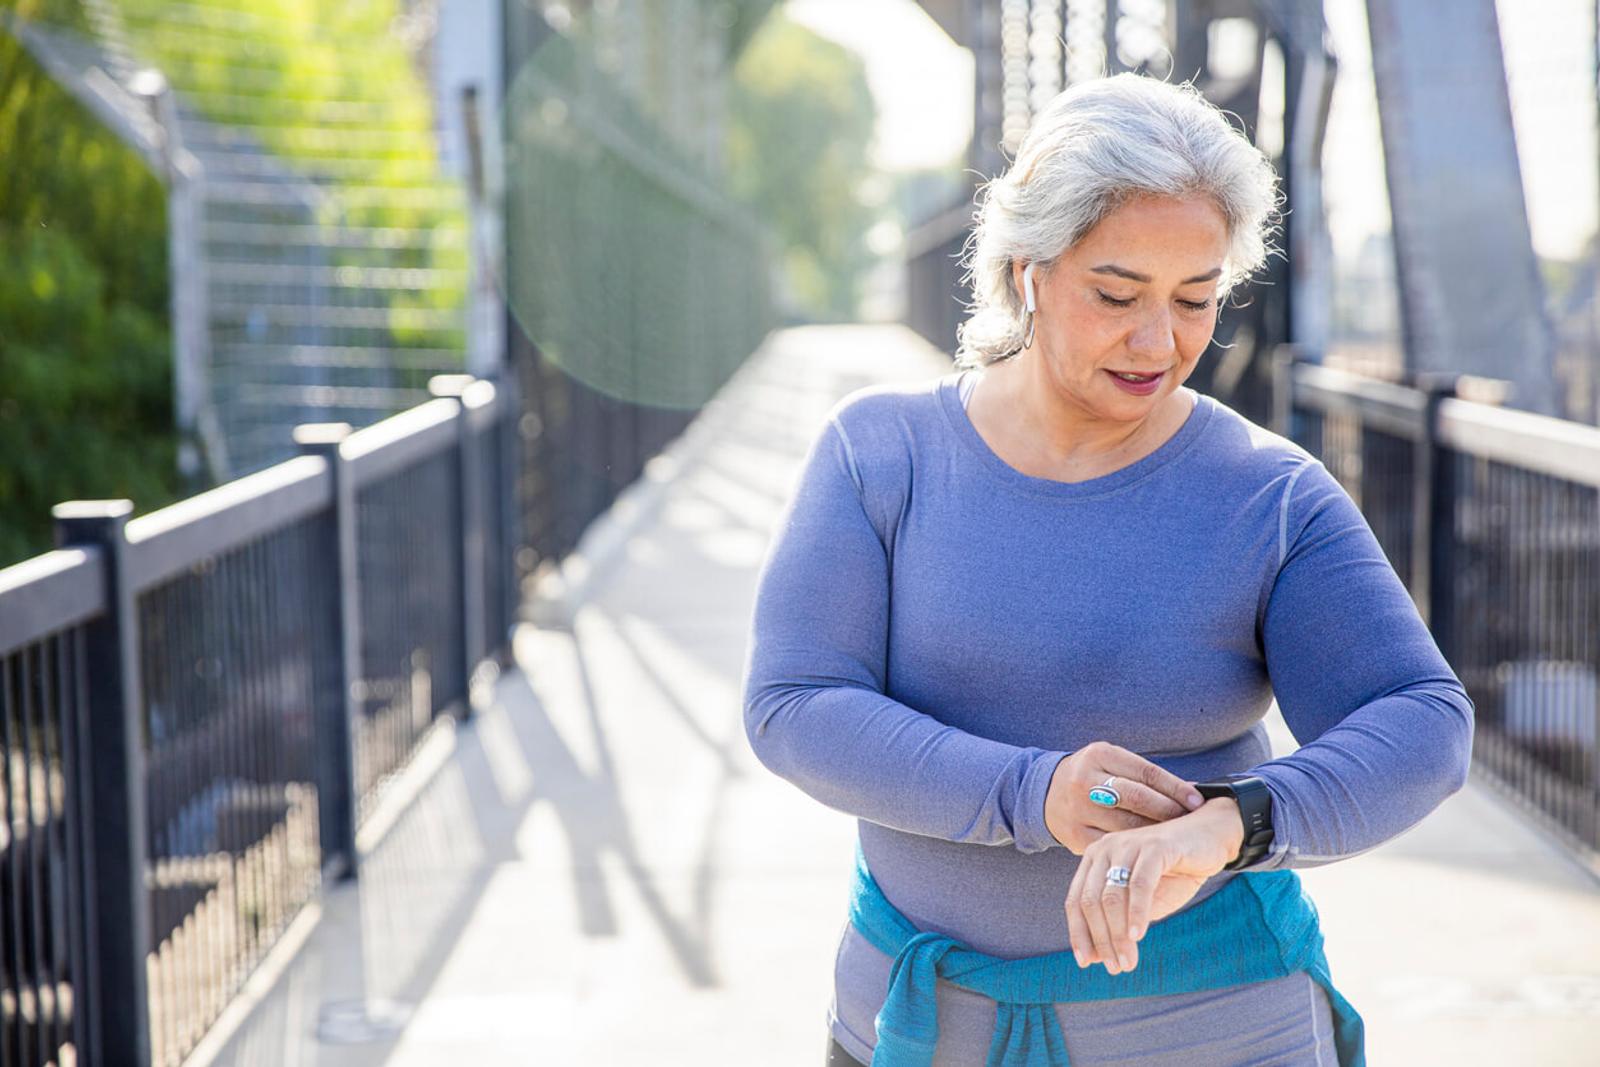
{"left": 741, "top": 413, "right": 1069, "bottom": 853}
{"left": 1244, "top": 458, "right": 1475, "bottom": 870}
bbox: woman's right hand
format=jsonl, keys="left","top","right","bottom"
{"left": 1043, "top": 742, "right": 1205, "bottom": 854}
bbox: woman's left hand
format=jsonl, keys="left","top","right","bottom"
{"left": 1063, "top": 798, "right": 1246, "bottom": 976}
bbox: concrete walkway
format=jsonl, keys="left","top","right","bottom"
{"left": 207, "top": 326, "right": 1600, "bottom": 1066}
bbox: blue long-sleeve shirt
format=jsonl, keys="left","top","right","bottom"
{"left": 741, "top": 369, "right": 1472, "bottom": 1060}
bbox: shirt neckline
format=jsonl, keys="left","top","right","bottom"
{"left": 938, "top": 369, "right": 1215, "bottom": 499}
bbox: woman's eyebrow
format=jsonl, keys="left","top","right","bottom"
{"left": 1089, "top": 264, "right": 1223, "bottom": 285}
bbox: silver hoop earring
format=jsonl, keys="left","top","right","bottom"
{"left": 1022, "top": 310, "right": 1036, "bottom": 350}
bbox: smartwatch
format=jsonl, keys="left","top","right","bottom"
{"left": 1193, "top": 774, "right": 1275, "bottom": 871}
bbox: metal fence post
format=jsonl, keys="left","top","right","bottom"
{"left": 140, "top": 73, "right": 223, "bottom": 489}
{"left": 1270, "top": 343, "right": 1305, "bottom": 440}
{"left": 429, "top": 375, "right": 486, "bottom": 713}
{"left": 1417, "top": 375, "right": 1461, "bottom": 661}
{"left": 294, "top": 424, "right": 361, "bottom": 880}
{"left": 489, "top": 370, "right": 524, "bottom": 659}
{"left": 52, "top": 500, "right": 152, "bottom": 1067}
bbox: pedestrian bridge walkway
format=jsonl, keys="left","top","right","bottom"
{"left": 203, "top": 326, "right": 1600, "bottom": 1066}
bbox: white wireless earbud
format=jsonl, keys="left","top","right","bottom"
{"left": 1022, "top": 262, "right": 1037, "bottom": 313}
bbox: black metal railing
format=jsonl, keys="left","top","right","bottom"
{"left": 0, "top": 586, "right": 95, "bottom": 1067}
{"left": 351, "top": 433, "right": 466, "bottom": 818}
{"left": 904, "top": 202, "right": 974, "bottom": 356}
{"left": 1283, "top": 356, "right": 1600, "bottom": 867}
{"left": 137, "top": 507, "right": 333, "bottom": 1063}
{"left": 0, "top": 373, "right": 520, "bottom": 1067}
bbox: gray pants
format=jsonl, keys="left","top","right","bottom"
{"left": 827, "top": 1035, "right": 868, "bottom": 1067}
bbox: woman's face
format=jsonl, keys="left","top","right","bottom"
{"left": 1012, "top": 192, "right": 1228, "bottom": 425}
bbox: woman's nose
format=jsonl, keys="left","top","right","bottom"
{"left": 1127, "top": 304, "right": 1177, "bottom": 359}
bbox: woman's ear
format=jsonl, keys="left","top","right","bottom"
{"left": 1012, "top": 260, "right": 1037, "bottom": 312}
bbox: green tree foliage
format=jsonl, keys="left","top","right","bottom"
{"left": 0, "top": 0, "right": 466, "bottom": 567}
{"left": 0, "top": 0, "right": 179, "bottom": 568}
{"left": 725, "top": 13, "right": 878, "bottom": 321}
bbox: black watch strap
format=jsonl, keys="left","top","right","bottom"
{"left": 1193, "top": 774, "right": 1274, "bottom": 870}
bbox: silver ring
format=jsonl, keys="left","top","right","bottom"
{"left": 1087, "top": 776, "right": 1121, "bottom": 808}
{"left": 1105, "top": 866, "right": 1132, "bottom": 888}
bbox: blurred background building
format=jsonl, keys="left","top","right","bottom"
{"left": 899, "top": 0, "right": 1599, "bottom": 427}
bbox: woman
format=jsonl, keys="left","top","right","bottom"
{"left": 742, "top": 73, "right": 1473, "bottom": 1066}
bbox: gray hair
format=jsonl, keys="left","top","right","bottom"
{"left": 954, "top": 73, "right": 1283, "bottom": 368}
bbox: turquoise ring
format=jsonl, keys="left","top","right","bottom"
{"left": 1088, "top": 776, "right": 1121, "bottom": 808}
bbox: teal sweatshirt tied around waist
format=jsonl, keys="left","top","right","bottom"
{"left": 847, "top": 839, "right": 1365, "bottom": 1066}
